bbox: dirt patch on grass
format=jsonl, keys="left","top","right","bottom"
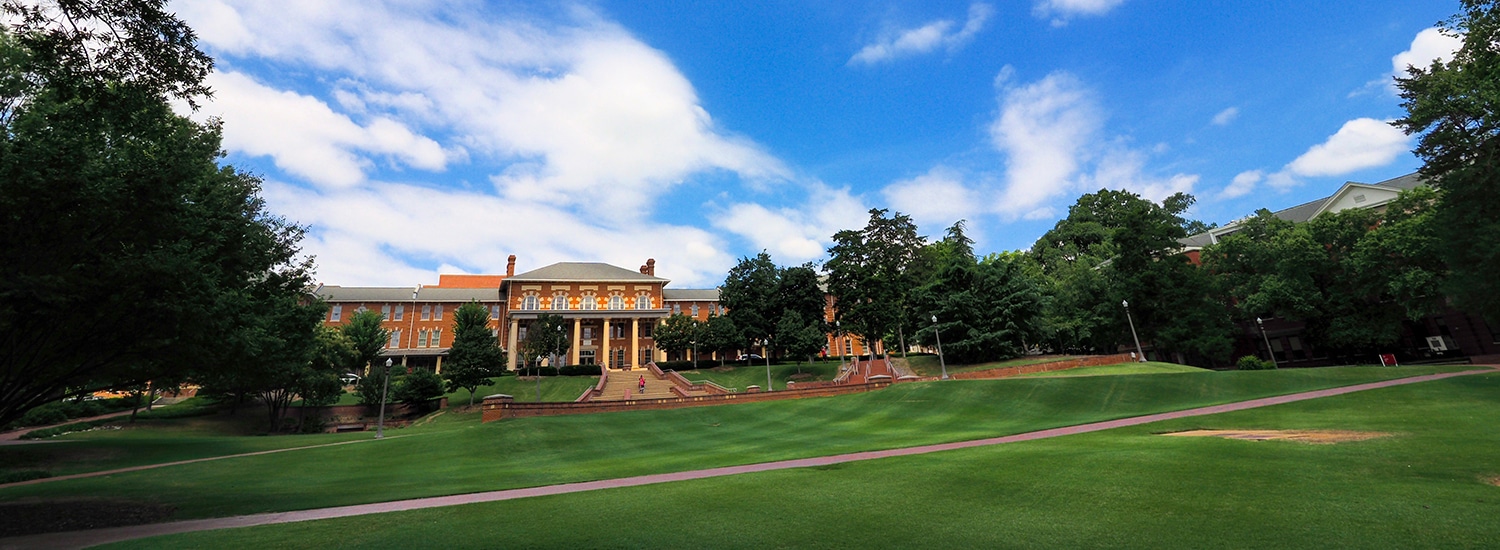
{"left": 1484, "top": 476, "right": 1500, "bottom": 488}
{"left": 1161, "top": 429, "right": 1393, "bottom": 444}
{"left": 0, "top": 498, "right": 175, "bottom": 537}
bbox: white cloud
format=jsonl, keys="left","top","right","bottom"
{"left": 1217, "top": 170, "right": 1262, "bottom": 200}
{"left": 849, "top": 3, "right": 994, "bottom": 65}
{"left": 1392, "top": 27, "right": 1462, "bottom": 77}
{"left": 1283, "top": 118, "right": 1410, "bottom": 178}
{"left": 881, "top": 167, "right": 982, "bottom": 227}
{"left": 712, "top": 183, "right": 868, "bottom": 263}
{"left": 1080, "top": 147, "right": 1198, "bottom": 203}
{"left": 1033, "top": 0, "right": 1127, "bottom": 25}
{"left": 170, "top": 0, "right": 796, "bottom": 286}
{"left": 1211, "top": 107, "right": 1239, "bottom": 126}
{"left": 198, "top": 71, "right": 447, "bottom": 188}
{"left": 265, "top": 180, "right": 737, "bottom": 288}
{"left": 989, "top": 71, "right": 1101, "bottom": 214}
{"left": 1224, "top": 118, "right": 1411, "bottom": 196}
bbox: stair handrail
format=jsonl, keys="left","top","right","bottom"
{"left": 575, "top": 364, "right": 608, "bottom": 403}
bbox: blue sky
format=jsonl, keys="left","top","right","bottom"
{"left": 171, "top": 0, "right": 1461, "bottom": 287}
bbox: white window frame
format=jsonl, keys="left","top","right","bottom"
{"left": 331, "top": 304, "right": 342, "bottom": 322}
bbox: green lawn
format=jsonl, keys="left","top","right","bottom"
{"left": 313, "top": 374, "right": 600, "bottom": 406}
{"left": 0, "top": 365, "right": 1472, "bottom": 527}
{"left": 108, "top": 370, "right": 1500, "bottom": 549}
{"left": 1013, "top": 361, "right": 1209, "bottom": 378}
{"left": 904, "top": 353, "right": 1082, "bottom": 377}
{"left": 676, "top": 360, "right": 840, "bottom": 391}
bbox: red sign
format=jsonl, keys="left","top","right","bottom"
{"left": 1379, "top": 354, "right": 1397, "bottom": 366}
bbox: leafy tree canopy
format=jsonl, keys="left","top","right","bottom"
{"left": 444, "top": 301, "right": 503, "bottom": 406}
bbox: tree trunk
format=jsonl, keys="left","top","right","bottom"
{"left": 898, "top": 324, "right": 908, "bottom": 359}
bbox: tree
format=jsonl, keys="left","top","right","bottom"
{"left": 825, "top": 209, "right": 926, "bottom": 359}
{"left": 519, "top": 313, "right": 570, "bottom": 372}
{"left": 355, "top": 361, "right": 394, "bottom": 406}
{"left": 774, "top": 310, "right": 827, "bottom": 368}
{"left": 654, "top": 313, "right": 702, "bottom": 363}
{"left": 719, "top": 252, "right": 779, "bottom": 352}
{"left": 1393, "top": 0, "right": 1500, "bottom": 324}
{"left": 341, "top": 310, "right": 390, "bottom": 377}
{"left": 0, "top": 2, "right": 320, "bottom": 426}
{"left": 776, "top": 263, "right": 827, "bottom": 337}
{"left": 444, "top": 301, "right": 503, "bottom": 406}
{"left": 702, "top": 314, "right": 740, "bottom": 366}
{"left": 394, "top": 368, "right": 444, "bottom": 407}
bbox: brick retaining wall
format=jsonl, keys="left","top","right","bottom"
{"left": 948, "top": 354, "right": 1134, "bottom": 380}
{"left": 482, "top": 382, "right": 891, "bottom": 422}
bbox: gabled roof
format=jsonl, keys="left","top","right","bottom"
{"left": 663, "top": 289, "right": 719, "bottom": 301}
{"left": 502, "top": 262, "right": 669, "bottom": 284}
{"left": 1180, "top": 172, "right": 1427, "bottom": 249}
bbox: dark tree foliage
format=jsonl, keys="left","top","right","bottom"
{"left": 444, "top": 301, "right": 502, "bottom": 406}
{"left": 0, "top": 1, "right": 320, "bottom": 426}
{"left": 1394, "top": 0, "right": 1500, "bottom": 324}
{"left": 776, "top": 263, "right": 827, "bottom": 336}
{"left": 774, "top": 310, "right": 827, "bottom": 366}
{"left": 719, "top": 252, "right": 779, "bottom": 348}
{"left": 702, "top": 314, "right": 740, "bottom": 366}
{"left": 520, "top": 313, "right": 570, "bottom": 368}
{"left": 1203, "top": 189, "right": 1448, "bottom": 357}
{"left": 394, "top": 368, "right": 444, "bottom": 406}
{"left": 912, "top": 251, "right": 1045, "bottom": 364}
{"left": 825, "top": 209, "right": 926, "bottom": 358}
{"left": 341, "top": 310, "right": 389, "bottom": 377}
{"left": 1031, "top": 190, "right": 1232, "bottom": 363}
{"left": 654, "top": 313, "right": 702, "bottom": 362}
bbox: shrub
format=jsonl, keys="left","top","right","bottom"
{"left": 655, "top": 360, "right": 697, "bottom": 371}
{"left": 0, "top": 470, "right": 51, "bottom": 484}
{"left": 19, "top": 418, "right": 116, "bottom": 439}
{"left": 394, "top": 369, "right": 445, "bottom": 405}
{"left": 1236, "top": 355, "right": 1277, "bottom": 370}
{"left": 516, "top": 366, "right": 559, "bottom": 377}
{"left": 557, "top": 365, "right": 601, "bottom": 376}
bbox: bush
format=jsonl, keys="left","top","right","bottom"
{"left": 1236, "top": 355, "right": 1277, "bottom": 370}
{"left": 19, "top": 418, "right": 116, "bottom": 439}
{"left": 515, "top": 366, "right": 559, "bottom": 377}
{"left": 0, "top": 470, "right": 52, "bottom": 484}
{"left": 557, "top": 364, "right": 601, "bottom": 376}
{"left": 655, "top": 360, "right": 698, "bottom": 371}
{"left": 394, "top": 369, "right": 445, "bottom": 405}
{"left": 134, "top": 403, "right": 220, "bottom": 420}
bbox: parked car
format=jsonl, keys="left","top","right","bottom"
{"left": 339, "top": 373, "right": 362, "bottom": 385}
{"left": 737, "top": 354, "right": 763, "bottom": 361}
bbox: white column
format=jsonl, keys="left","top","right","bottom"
{"left": 507, "top": 318, "right": 519, "bottom": 371}
{"left": 601, "top": 317, "right": 611, "bottom": 369}
{"left": 571, "top": 318, "right": 581, "bottom": 366}
{"left": 631, "top": 318, "right": 640, "bottom": 368}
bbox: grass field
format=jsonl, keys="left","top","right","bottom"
{"left": 314, "top": 374, "right": 601, "bottom": 406}
{"left": 106, "top": 369, "right": 1500, "bottom": 549}
{"left": 1014, "top": 361, "right": 1209, "bottom": 377}
{"left": 0, "top": 365, "right": 1472, "bottom": 529}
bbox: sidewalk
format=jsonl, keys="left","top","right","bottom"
{"left": 0, "top": 410, "right": 138, "bottom": 444}
{"left": 3, "top": 366, "right": 1494, "bottom": 550}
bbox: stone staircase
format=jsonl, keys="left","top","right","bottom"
{"left": 595, "top": 366, "right": 713, "bottom": 401}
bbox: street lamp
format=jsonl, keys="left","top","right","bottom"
{"left": 1256, "top": 317, "right": 1279, "bottom": 368}
{"left": 1122, "top": 300, "right": 1146, "bottom": 363}
{"left": 931, "top": 315, "right": 949, "bottom": 380}
{"left": 375, "top": 358, "right": 392, "bottom": 439}
{"left": 764, "top": 337, "right": 773, "bottom": 391}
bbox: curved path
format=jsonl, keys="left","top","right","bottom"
{"left": 4, "top": 367, "right": 1494, "bottom": 550}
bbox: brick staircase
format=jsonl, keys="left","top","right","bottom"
{"left": 595, "top": 366, "right": 714, "bottom": 401}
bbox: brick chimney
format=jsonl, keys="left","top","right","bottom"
{"left": 506, "top": 255, "right": 516, "bottom": 277}
{"left": 645, "top": 258, "right": 655, "bottom": 277}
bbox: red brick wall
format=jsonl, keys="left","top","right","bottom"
{"left": 482, "top": 381, "right": 892, "bottom": 422}
{"left": 948, "top": 354, "right": 1135, "bottom": 380}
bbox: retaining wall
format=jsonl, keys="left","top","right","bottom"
{"left": 483, "top": 381, "right": 891, "bottom": 422}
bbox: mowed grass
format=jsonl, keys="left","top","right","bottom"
{"left": 105, "top": 370, "right": 1500, "bottom": 549}
{"left": 1014, "top": 361, "right": 1209, "bottom": 378}
{"left": 0, "top": 365, "right": 1473, "bottom": 525}
{"left": 676, "top": 361, "right": 840, "bottom": 391}
{"left": 317, "top": 374, "right": 600, "bottom": 406}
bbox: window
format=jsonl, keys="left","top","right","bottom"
{"left": 672, "top": 303, "right": 680, "bottom": 315}
{"left": 844, "top": 339, "right": 852, "bottom": 356}
{"left": 581, "top": 293, "right": 597, "bottom": 310}
{"left": 491, "top": 305, "right": 501, "bottom": 319}
{"left": 552, "top": 294, "right": 568, "bottom": 310}
{"left": 691, "top": 304, "right": 699, "bottom": 318}
{"left": 394, "top": 304, "right": 404, "bottom": 321}
{"left": 642, "top": 348, "right": 653, "bottom": 365}
{"left": 355, "top": 305, "right": 367, "bottom": 314}
{"left": 422, "top": 305, "right": 432, "bottom": 320}
{"left": 518, "top": 326, "right": 528, "bottom": 342}
{"left": 641, "top": 324, "right": 653, "bottom": 338}
{"left": 381, "top": 305, "right": 391, "bottom": 320}
{"left": 636, "top": 294, "right": 652, "bottom": 309}
{"left": 583, "top": 327, "right": 594, "bottom": 340}
{"left": 331, "top": 305, "right": 342, "bottom": 322}
{"left": 491, "top": 328, "right": 499, "bottom": 338}
{"left": 609, "top": 295, "right": 623, "bottom": 310}
{"left": 579, "top": 350, "right": 596, "bottom": 365}
{"left": 418, "top": 330, "right": 429, "bottom": 348}
{"left": 522, "top": 295, "right": 539, "bottom": 310}
{"left": 389, "top": 329, "right": 401, "bottom": 349}
{"left": 431, "top": 328, "right": 442, "bottom": 347}
{"left": 434, "top": 305, "right": 444, "bottom": 320}
{"left": 612, "top": 325, "right": 624, "bottom": 338}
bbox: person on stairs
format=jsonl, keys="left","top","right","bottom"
{"left": 638, "top": 374, "right": 646, "bottom": 394}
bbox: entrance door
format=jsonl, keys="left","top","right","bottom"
{"left": 579, "top": 350, "right": 596, "bottom": 365}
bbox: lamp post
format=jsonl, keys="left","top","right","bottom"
{"left": 1122, "top": 300, "right": 1146, "bottom": 363}
{"left": 375, "top": 358, "right": 392, "bottom": 439}
{"left": 931, "top": 315, "right": 949, "bottom": 380}
{"left": 764, "top": 337, "right": 773, "bottom": 391}
{"left": 1256, "top": 317, "right": 1278, "bottom": 368}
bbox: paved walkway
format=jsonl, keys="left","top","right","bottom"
{"left": 3, "top": 367, "right": 1493, "bottom": 550}
{"left": 0, "top": 410, "right": 138, "bottom": 444}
